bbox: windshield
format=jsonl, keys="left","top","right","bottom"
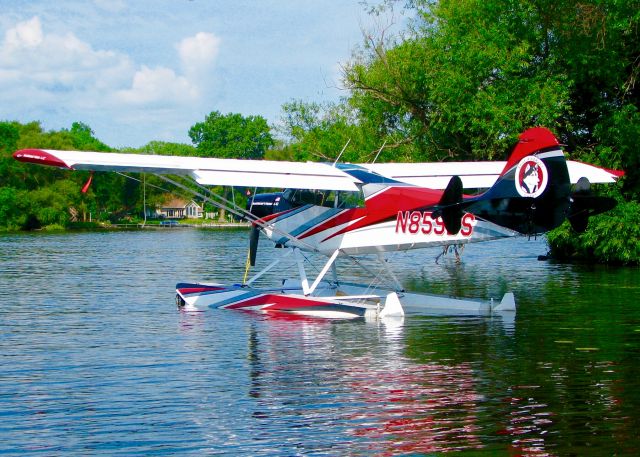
{"left": 282, "top": 189, "right": 364, "bottom": 208}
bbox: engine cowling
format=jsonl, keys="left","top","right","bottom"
{"left": 246, "top": 192, "right": 292, "bottom": 218}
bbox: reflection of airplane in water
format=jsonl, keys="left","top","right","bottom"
{"left": 218, "top": 312, "right": 553, "bottom": 455}
{"left": 15, "top": 127, "right": 622, "bottom": 318}
{"left": 341, "top": 355, "right": 484, "bottom": 454}
{"left": 240, "top": 315, "right": 481, "bottom": 454}
{"left": 178, "top": 302, "right": 624, "bottom": 455}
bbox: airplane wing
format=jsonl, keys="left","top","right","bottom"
{"left": 13, "top": 149, "right": 362, "bottom": 191}
{"left": 365, "top": 161, "right": 503, "bottom": 189}
{"left": 14, "top": 148, "right": 622, "bottom": 191}
{"left": 366, "top": 160, "right": 623, "bottom": 188}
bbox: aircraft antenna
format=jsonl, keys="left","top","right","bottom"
{"left": 371, "top": 141, "right": 387, "bottom": 164}
{"left": 333, "top": 139, "right": 351, "bottom": 166}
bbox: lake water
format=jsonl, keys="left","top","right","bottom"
{"left": 1, "top": 229, "right": 639, "bottom": 456}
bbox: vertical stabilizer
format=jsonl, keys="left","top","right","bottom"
{"left": 467, "top": 128, "right": 572, "bottom": 235}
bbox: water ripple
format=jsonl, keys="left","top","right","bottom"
{"left": 1, "top": 231, "right": 640, "bottom": 455}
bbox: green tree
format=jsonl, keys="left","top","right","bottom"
{"left": 130, "top": 140, "right": 197, "bottom": 156}
{"left": 0, "top": 122, "right": 19, "bottom": 153}
{"left": 278, "top": 100, "right": 387, "bottom": 163}
{"left": 0, "top": 122, "right": 21, "bottom": 192}
{"left": 189, "top": 111, "right": 274, "bottom": 159}
{"left": 188, "top": 111, "right": 275, "bottom": 221}
{"left": 346, "top": 0, "right": 639, "bottom": 172}
{"left": 0, "top": 121, "right": 131, "bottom": 230}
{"left": 344, "top": 0, "right": 571, "bottom": 161}
{"left": 0, "top": 187, "right": 19, "bottom": 230}
{"left": 547, "top": 202, "right": 640, "bottom": 265}
{"left": 66, "top": 122, "right": 112, "bottom": 152}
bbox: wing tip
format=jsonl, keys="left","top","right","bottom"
{"left": 571, "top": 159, "right": 625, "bottom": 180}
{"left": 13, "top": 149, "right": 71, "bottom": 169}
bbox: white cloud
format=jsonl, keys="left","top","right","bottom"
{"left": 178, "top": 32, "right": 220, "bottom": 69}
{"left": 115, "top": 32, "right": 221, "bottom": 111}
{"left": 0, "top": 15, "right": 221, "bottom": 145}
{"left": 0, "top": 16, "right": 132, "bottom": 100}
{"left": 115, "top": 65, "right": 198, "bottom": 105}
{"left": 4, "top": 16, "right": 43, "bottom": 48}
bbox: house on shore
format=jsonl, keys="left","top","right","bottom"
{"left": 156, "top": 198, "right": 203, "bottom": 219}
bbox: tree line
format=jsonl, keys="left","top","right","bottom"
{"left": 1, "top": 0, "right": 638, "bottom": 264}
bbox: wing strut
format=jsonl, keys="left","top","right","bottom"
{"left": 245, "top": 249, "right": 294, "bottom": 286}
{"left": 308, "top": 250, "right": 341, "bottom": 295}
{"left": 376, "top": 253, "right": 405, "bottom": 292}
{"left": 154, "top": 174, "right": 318, "bottom": 253}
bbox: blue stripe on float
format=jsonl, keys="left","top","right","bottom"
{"left": 211, "top": 291, "right": 263, "bottom": 309}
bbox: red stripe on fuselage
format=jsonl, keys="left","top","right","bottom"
{"left": 298, "top": 208, "right": 365, "bottom": 239}
{"left": 302, "top": 186, "right": 444, "bottom": 242}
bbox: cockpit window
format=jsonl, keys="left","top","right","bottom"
{"left": 335, "top": 190, "right": 365, "bottom": 208}
{"left": 283, "top": 189, "right": 364, "bottom": 208}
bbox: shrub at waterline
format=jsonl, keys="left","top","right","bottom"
{"left": 546, "top": 201, "right": 640, "bottom": 265}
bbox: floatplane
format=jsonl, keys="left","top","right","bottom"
{"left": 14, "top": 127, "right": 622, "bottom": 319}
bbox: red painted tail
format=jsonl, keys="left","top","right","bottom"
{"left": 499, "top": 127, "right": 562, "bottom": 177}
{"left": 467, "top": 127, "right": 572, "bottom": 235}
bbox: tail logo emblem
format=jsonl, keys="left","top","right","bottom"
{"left": 515, "top": 156, "right": 548, "bottom": 198}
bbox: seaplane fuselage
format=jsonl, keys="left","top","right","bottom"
{"left": 255, "top": 185, "right": 519, "bottom": 256}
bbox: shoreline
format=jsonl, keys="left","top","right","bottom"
{"left": 111, "top": 222, "right": 250, "bottom": 229}
{"left": 1, "top": 222, "right": 251, "bottom": 233}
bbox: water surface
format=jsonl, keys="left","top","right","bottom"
{"left": 1, "top": 229, "right": 639, "bottom": 455}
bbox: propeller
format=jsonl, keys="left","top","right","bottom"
{"left": 249, "top": 224, "right": 260, "bottom": 266}
{"left": 568, "top": 177, "right": 617, "bottom": 232}
{"left": 432, "top": 175, "right": 464, "bottom": 234}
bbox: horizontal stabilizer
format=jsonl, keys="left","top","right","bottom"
{"left": 568, "top": 177, "right": 617, "bottom": 232}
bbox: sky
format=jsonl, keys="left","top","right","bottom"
{"left": 0, "top": 0, "right": 385, "bottom": 148}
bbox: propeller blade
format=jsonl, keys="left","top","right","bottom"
{"left": 249, "top": 225, "right": 260, "bottom": 266}
{"left": 432, "top": 176, "right": 463, "bottom": 234}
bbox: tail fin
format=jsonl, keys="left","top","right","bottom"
{"left": 468, "top": 127, "right": 571, "bottom": 235}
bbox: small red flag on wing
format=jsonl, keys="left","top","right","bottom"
{"left": 81, "top": 172, "right": 94, "bottom": 193}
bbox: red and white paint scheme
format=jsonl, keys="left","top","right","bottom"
{"left": 14, "top": 127, "right": 623, "bottom": 318}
